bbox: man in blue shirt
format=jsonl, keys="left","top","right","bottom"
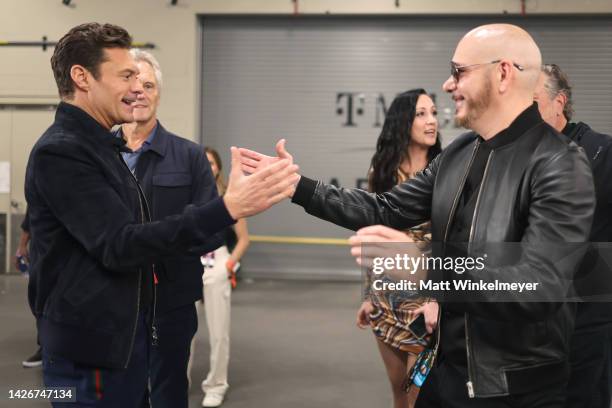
{"left": 26, "top": 23, "right": 298, "bottom": 407}
{"left": 116, "top": 49, "right": 218, "bottom": 407}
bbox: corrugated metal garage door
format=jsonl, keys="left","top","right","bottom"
{"left": 199, "top": 16, "right": 612, "bottom": 279}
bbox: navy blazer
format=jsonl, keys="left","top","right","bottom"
{"left": 25, "top": 103, "right": 234, "bottom": 368}
{"left": 126, "top": 122, "right": 224, "bottom": 313}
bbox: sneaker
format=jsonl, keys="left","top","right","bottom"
{"left": 22, "top": 348, "right": 42, "bottom": 368}
{"left": 202, "top": 391, "right": 225, "bottom": 407}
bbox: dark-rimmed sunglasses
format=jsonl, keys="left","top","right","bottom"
{"left": 450, "top": 60, "right": 525, "bottom": 82}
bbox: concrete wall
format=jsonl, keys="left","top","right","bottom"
{"left": 1, "top": 0, "right": 611, "bottom": 273}
{"left": 1, "top": 0, "right": 611, "bottom": 140}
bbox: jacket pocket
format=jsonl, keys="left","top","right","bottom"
{"left": 63, "top": 264, "right": 111, "bottom": 308}
{"left": 152, "top": 173, "right": 193, "bottom": 216}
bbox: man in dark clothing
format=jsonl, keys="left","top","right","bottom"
{"left": 534, "top": 63, "right": 612, "bottom": 408}
{"left": 239, "top": 24, "right": 595, "bottom": 407}
{"left": 25, "top": 23, "right": 298, "bottom": 407}
{"left": 116, "top": 48, "right": 217, "bottom": 408}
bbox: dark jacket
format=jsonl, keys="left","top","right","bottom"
{"left": 566, "top": 122, "right": 612, "bottom": 242}
{"left": 25, "top": 103, "right": 234, "bottom": 369}
{"left": 565, "top": 121, "right": 612, "bottom": 329}
{"left": 292, "top": 116, "right": 595, "bottom": 397}
{"left": 119, "top": 123, "right": 223, "bottom": 314}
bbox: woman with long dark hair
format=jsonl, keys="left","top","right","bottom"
{"left": 368, "top": 89, "right": 441, "bottom": 194}
{"left": 357, "top": 89, "right": 441, "bottom": 408}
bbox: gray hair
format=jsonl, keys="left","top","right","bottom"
{"left": 541, "top": 64, "right": 573, "bottom": 121}
{"left": 130, "top": 48, "right": 163, "bottom": 91}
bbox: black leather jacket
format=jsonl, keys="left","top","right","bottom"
{"left": 292, "top": 119, "right": 595, "bottom": 397}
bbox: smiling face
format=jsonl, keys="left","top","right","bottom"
{"left": 448, "top": 69, "right": 494, "bottom": 130}
{"left": 86, "top": 48, "right": 140, "bottom": 127}
{"left": 442, "top": 43, "right": 495, "bottom": 130}
{"left": 410, "top": 94, "right": 438, "bottom": 148}
{"left": 441, "top": 24, "right": 543, "bottom": 136}
{"left": 132, "top": 61, "right": 160, "bottom": 124}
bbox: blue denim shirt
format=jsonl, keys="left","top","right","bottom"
{"left": 117, "top": 123, "right": 158, "bottom": 173}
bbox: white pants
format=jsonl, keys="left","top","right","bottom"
{"left": 190, "top": 246, "right": 232, "bottom": 395}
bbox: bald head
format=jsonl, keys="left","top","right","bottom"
{"left": 457, "top": 24, "right": 541, "bottom": 91}
{"left": 443, "top": 24, "right": 543, "bottom": 138}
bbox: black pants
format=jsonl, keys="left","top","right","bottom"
{"left": 415, "top": 361, "right": 566, "bottom": 408}
{"left": 149, "top": 303, "right": 198, "bottom": 408}
{"left": 566, "top": 325, "right": 612, "bottom": 408}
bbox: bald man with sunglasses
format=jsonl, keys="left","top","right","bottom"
{"left": 240, "top": 24, "right": 595, "bottom": 407}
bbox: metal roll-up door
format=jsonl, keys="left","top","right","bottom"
{"left": 199, "top": 16, "right": 612, "bottom": 280}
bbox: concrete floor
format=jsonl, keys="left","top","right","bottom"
{"left": 0, "top": 275, "right": 389, "bottom": 408}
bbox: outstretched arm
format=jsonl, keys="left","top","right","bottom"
{"left": 239, "top": 139, "right": 439, "bottom": 232}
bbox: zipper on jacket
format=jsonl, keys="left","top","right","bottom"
{"left": 443, "top": 140, "right": 480, "bottom": 242}
{"left": 151, "top": 263, "right": 158, "bottom": 347}
{"left": 116, "top": 151, "right": 154, "bottom": 366}
{"left": 593, "top": 146, "right": 602, "bottom": 161}
{"left": 128, "top": 173, "right": 159, "bottom": 348}
{"left": 464, "top": 150, "right": 493, "bottom": 397}
{"left": 439, "top": 139, "right": 479, "bottom": 397}
{"left": 465, "top": 313, "right": 475, "bottom": 398}
{"left": 125, "top": 160, "right": 159, "bottom": 348}
{"left": 124, "top": 268, "right": 142, "bottom": 369}
{"left": 467, "top": 151, "right": 494, "bottom": 252}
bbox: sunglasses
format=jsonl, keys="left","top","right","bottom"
{"left": 450, "top": 60, "right": 525, "bottom": 82}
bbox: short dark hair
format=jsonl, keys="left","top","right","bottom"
{"left": 542, "top": 64, "right": 574, "bottom": 121}
{"left": 51, "top": 23, "right": 132, "bottom": 99}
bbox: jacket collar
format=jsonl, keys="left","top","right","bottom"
{"left": 481, "top": 103, "right": 543, "bottom": 149}
{"left": 115, "top": 120, "right": 169, "bottom": 157}
{"left": 563, "top": 121, "right": 587, "bottom": 142}
{"left": 56, "top": 101, "right": 130, "bottom": 152}
{"left": 146, "top": 121, "right": 169, "bottom": 157}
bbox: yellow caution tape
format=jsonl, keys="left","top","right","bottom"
{"left": 250, "top": 235, "right": 349, "bottom": 246}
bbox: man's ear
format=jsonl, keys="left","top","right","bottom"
{"left": 70, "top": 64, "right": 91, "bottom": 92}
{"left": 555, "top": 92, "right": 568, "bottom": 114}
{"left": 497, "top": 60, "right": 514, "bottom": 93}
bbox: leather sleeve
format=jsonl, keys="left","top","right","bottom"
{"left": 292, "top": 153, "right": 441, "bottom": 231}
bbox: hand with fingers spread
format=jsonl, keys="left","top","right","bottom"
{"left": 239, "top": 139, "right": 297, "bottom": 177}
{"left": 223, "top": 146, "right": 300, "bottom": 219}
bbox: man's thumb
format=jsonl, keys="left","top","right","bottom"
{"left": 276, "top": 139, "right": 291, "bottom": 159}
{"left": 230, "top": 146, "right": 239, "bottom": 166}
{"left": 229, "top": 146, "right": 242, "bottom": 177}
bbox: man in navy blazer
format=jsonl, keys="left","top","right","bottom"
{"left": 116, "top": 49, "right": 217, "bottom": 407}
{"left": 26, "top": 23, "right": 298, "bottom": 407}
